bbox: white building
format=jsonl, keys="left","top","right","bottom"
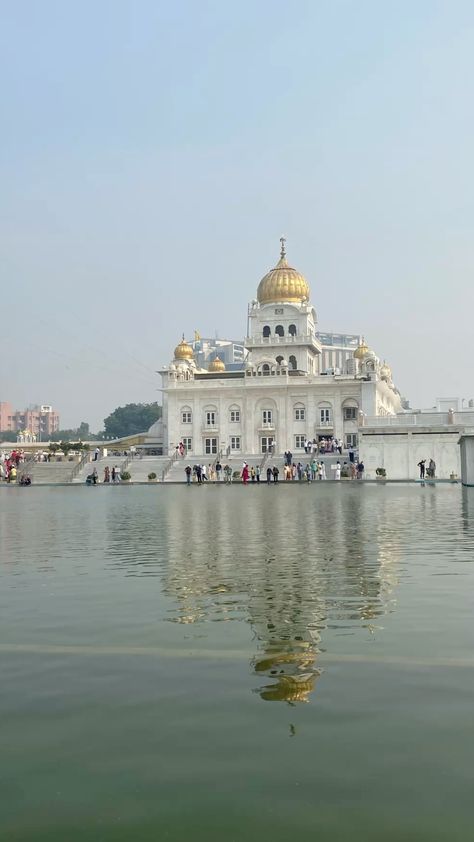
{"left": 159, "top": 240, "right": 403, "bottom": 458}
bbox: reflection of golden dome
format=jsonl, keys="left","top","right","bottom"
{"left": 380, "top": 361, "right": 391, "bottom": 380}
{"left": 174, "top": 335, "right": 193, "bottom": 360}
{"left": 257, "top": 239, "right": 310, "bottom": 304}
{"left": 208, "top": 356, "right": 225, "bottom": 372}
{"left": 354, "top": 337, "right": 370, "bottom": 360}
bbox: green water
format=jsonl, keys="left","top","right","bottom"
{"left": 0, "top": 484, "right": 473, "bottom": 841}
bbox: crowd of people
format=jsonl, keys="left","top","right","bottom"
{"left": 185, "top": 458, "right": 365, "bottom": 484}
{"left": 85, "top": 465, "right": 122, "bottom": 484}
{"left": 0, "top": 449, "right": 31, "bottom": 484}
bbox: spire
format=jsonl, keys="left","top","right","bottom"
{"left": 279, "top": 236, "right": 286, "bottom": 259}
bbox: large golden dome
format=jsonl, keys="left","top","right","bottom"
{"left": 174, "top": 335, "right": 194, "bottom": 360}
{"left": 257, "top": 239, "right": 310, "bottom": 304}
{"left": 208, "top": 356, "right": 225, "bottom": 372}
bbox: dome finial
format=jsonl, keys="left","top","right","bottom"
{"left": 279, "top": 236, "right": 286, "bottom": 259}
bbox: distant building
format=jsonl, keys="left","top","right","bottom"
{"left": 190, "top": 336, "right": 246, "bottom": 372}
{"left": 0, "top": 402, "right": 60, "bottom": 438}
{"left": 316, "top": 332, "right": 362, "bottom": 374}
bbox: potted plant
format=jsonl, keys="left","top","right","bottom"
{"left": 375, "top": 467, "right": 386, "bottom": 479}
{"left": 121, "top": 471, "right": 131, "bottom": 482}
{"left": 148, "top": 472, "right": 157, "bottom": 482}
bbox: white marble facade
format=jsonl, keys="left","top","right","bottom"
{"left": 159, "top": 242, "right": 403, "bottom": 457}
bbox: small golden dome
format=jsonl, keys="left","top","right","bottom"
{"left": 174, "top": 335, "right": 194, "bottom": 360}
{"left": 257, "top": 238, "right": 310, "bottom": 304}
{"left": 354, "top": 337, "right": 370, "bottom": 360}
{"left": 208, "top": 355, "right": 225, "bottom": 372}
{"left": 380, "top": 361, "right": 391, "bottom": 380}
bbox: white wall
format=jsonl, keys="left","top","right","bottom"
{"left": 360, "top": 431, "right": 461, "bottom": 480}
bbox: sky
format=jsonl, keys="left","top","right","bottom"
{"left": 1, "top": 0, "right": 473, "bottom": 430}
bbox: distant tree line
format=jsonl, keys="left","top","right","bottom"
{"left": 0, "top": 403, "right": 162, "bottom": 443}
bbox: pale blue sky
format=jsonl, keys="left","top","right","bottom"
{"left": 1, "top": 1, "right": 473, "bottom": 428}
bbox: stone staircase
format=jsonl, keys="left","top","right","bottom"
{"left": 27, "top": 461, "right": 78, "bottom": 485}
{"left": 72, "top": 455, "right": 170, "bottom": 483}
{"left": 164, "top": 452, "right": 349, "bottom": 482}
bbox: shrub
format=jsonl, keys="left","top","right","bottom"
{"left": 121, "top": 471, "right": 131, "bottom": 481}
{"left": 148, "top": 472, "right": 157, "bottom": 480}
{"left": 376, "top": 467, "right": 386, "bottom": 477}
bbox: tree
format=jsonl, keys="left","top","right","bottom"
{"left": 101, "top": 403, "right": 162, "bottom": 439}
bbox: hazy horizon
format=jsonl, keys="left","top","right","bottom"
{"left": 1, "top": 1, "right": 473, "bottom": 430}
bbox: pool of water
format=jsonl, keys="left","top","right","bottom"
{"left": 1, "top": 483, "right": 473, "bottom": 841}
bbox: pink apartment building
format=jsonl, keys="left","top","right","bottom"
{"left": 0, "top": 402, "right": 60, "bottom": 438}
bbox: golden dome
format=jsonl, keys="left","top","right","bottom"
{"left": 354, "top": 337, "right": 370, "bottom": 360}
{"left": 174, "top": 335, "right": 194, "bottom": 360}
{"left": 257, "top": 238, "right": 310, "bottom": 304}
{"left": 208, "top": 355, "right": 225, "bottom": 372}
{"left": 380, "top": 361, "right": 392, "bottom": 380}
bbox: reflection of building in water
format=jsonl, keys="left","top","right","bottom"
{"left": 162, "top": 488, "right": 401, "bottom": 702}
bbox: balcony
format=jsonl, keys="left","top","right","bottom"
{"left": 316, "top": 419, "right": 334, "bottom": 429}
{"left": 258, "top": 421, "right": 275, "bottom": 432}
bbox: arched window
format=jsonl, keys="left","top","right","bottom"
{"left": 263, "top": 325, "right": 271, "bottom": 337}
{"left": 288, "top": 324, "right": 297, "bottom": 336}
{"left": 294, "top": 402, "right": 305, "bottom": 421}
{"left": 275, "top": 325, "right": 284, "bottom": 337}
{"left": 289, "top": 355, "right": 297, "bottom": 370}
{"left": 262, "top": 363, "right": 270, "bottom": 376}
{"left": 276, "top": 355, "right": 284, "bottom": 365}
{"left": 229, "top": 404, "right": 241, "bottom": 423}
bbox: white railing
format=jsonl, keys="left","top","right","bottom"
{"left": 362, "top": 412, "right": 474, "bottom": 428}
{"left": 245, "top": 334, "right": 319, "bottom": 346}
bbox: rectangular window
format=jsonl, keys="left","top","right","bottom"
{"left": 294, "top": 408, "right": 305, "bottom": 421}
{"left": 343, "top": 407, "right": 357, "bottom": 421}
{"left": 230, "top": 410, "right": 240, "bottom": 423}
{"left": 295, "top": 435, "right": 305, "bottom": 449}
{"left": 204, "top": 437, "right": 218, "bottom": 455}
{"left": 206, "top": 411, "right": 216, "bottom": 427}
{"left": 345, "top": 433, "right": 358, "bottom": 449}
{"left": 230, "top": 436, "right": 241, "bottom": 451}
{"left": 182, "top": 437, "right": 192, "bottom": 453}
{"left": 181, "top": 411, "right": 192, "bottom": 424}
{"left": 320, "top": 408, "right": 332, "bottom": 425}
{"left": 262, "top": 409, "right": 273, "bottom": 425}
{"left": 261, "top": 436, "right": 274, "bottom": 454}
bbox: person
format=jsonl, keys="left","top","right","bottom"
{"left": 317, "top": 461, "right": 323, "bottom": 480}
{"left": 185, "top": 465, "right": 192, "bottom": 485}
{"left": 104, "top": 466, "right": 110, "bottom": 483}
{"left": 215, "top": 460, "right": 222, "bottom": 481}
{"left": 335, "top": 461, "right": 341, "bottom": 480}
{"left": 272, "top": 465, "right": 279, "bottom": 483}
{"left": 357, "top": 461, "right": 365, "bottom": 480}
{"left": 428, "top": 458, "right": 436, "bottom": 478}
{"left": 321, "top": 461, "right": 326, "bottom": 480}
{"left": 195, "top": 464, "right": 202, "bottom": 484}
{"left": 250, "top": 466, "right": 256, "bottom": 482}
{"left": 305, "top": 463, "right": 312, "bottom": 482}
{"left": 19, "top": 474, "right": 31, "bottom": 486}
{"left": 224, "top": 464, "right": 232, "bottom": 483}
{"left": 311, "top": 458, "right": 317, "bottom": 481}
{"left": 283, "top": 450, "right": 288, "bottom": 466}
{"left": 297, "top": 462, "right": 303, "bottom": 481}
{"left": 9, "top": 465, "right": 17, "bottom": 483}
{"left": 417, "top": 459, "right": 426, "bottom": 479}
{"left": 266, "top": 466, "right": 272, "bottom": 484}
{"left": 92, "top": 468, "right": 98, "bottom": 485}
{"left": 201, "top": 464, "right": 208, "bottom": 482}
{"left": 94, "top": 447, "right": 100, "bottom": 461}
{"left": 350, "top": 462, "right": 357, "bottom": 480}
{"left": 241, "top": 462, "right": 249, "bottom": 484}
{"left": 111, "top": 466, "right": 116, "bottom": 483}
{"left": 114, "top": 466, "right": 121, "bottom": 483}
{"left": 256, "top": 465, "right": 261, "bottom": 483}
